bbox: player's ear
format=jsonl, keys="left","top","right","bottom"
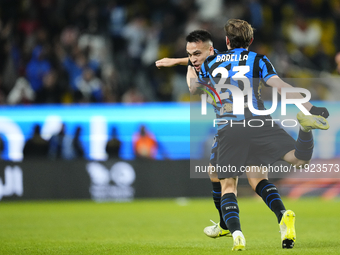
{"left": 226, "top": 36, "right": 230, "bottom": 48}
{"left": 209, "top": 45, "right": 214, "bottom": 54}
{"left": 249, "top": 38, "right": 254, "bottom": 46}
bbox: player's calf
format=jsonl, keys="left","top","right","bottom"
{"left": 210, "top": 181, "right": 229, "bottom": 231}
{"left": 255, "top": 179, "right": 286, "bottom": 223}
{"left": 293, "top": 111, "right": 328, "bottom": 163}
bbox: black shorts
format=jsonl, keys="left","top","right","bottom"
{"left": 216, "top": 117, "right": 295, "bottom": 179}
{"left": 209, "top": 134, "right": 218, "bottom": 166}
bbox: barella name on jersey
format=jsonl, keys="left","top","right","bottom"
{"left": 216, "top": 54, "right": 248, "bottom": 62}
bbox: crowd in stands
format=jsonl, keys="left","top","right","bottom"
{"left": 20, "top": 123, "right": 159, "bottom": 160}
{"left": 0, "top": 0, "right": 339, "bottom": 105}
{"left": 23, "top": 123, "right": 86, "bottom": 160}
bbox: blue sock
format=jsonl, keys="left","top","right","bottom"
{"left": 256, "top": 179, "right": 286, "bottom": 223}
{"left": 220, "top": 193, "right": 241, "bottom": 233}
{"left": 294, "top": 129, "right": 314, "bottom": 160}
{"left": 211, "top": 182, "right": 228, "bottom": 229}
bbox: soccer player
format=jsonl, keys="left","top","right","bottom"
{"left": 156, "top": 30, "right": 233, "bottom": 239}
{"left": 193, "top": 19, "right": 329, "bottom": 251}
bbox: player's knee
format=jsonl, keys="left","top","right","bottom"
{"left": 208, "top": 165, "right": 218, "bottom": 180}
{"left": 208, "top": 171, "right": 218, "bottom": 180}
{"left": 247, "top": 178, "right": 256, "bottom": 191}
{"left": 220, "top": 177, "right": 238, "bottom": 195}
{"left": 248, "top": 178, "right": 266, "bottom": 191}
{"left": 293, "top": 159, "right": 310, "bottom": 168}
{"left": 209, "top": 177, "right": 219, "bottom": 182}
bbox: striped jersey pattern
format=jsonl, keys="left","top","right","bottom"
{"left": 198, "top": 48, "right": 277, "bottom": 130}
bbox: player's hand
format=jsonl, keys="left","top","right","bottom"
{"left": 309, "top": 106, "right": 329, "bottom": 118}
{"left": 155, "top": 58, "right": 177, "bottom": 69}
{"left": 187, "top": 65, "right": 197, "bottom": 77}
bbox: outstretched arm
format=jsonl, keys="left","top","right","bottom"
{"left": 155, "top": 57, "right": 188, "bottom": 69}
{"left": 266, "top": 75, "right": 312, "bottom": 111}
{"left": 266, "top": 75, "right": 329, "bottom": 117}
{"left": 155, "top": 57, "right": 203, "bottom": 95}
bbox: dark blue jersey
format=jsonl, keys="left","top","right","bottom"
{"left": 198, "top": 48, "right": 277, "bottom": 130}
{"left": 193, "top": 49, "right": 220, "bottom": 76}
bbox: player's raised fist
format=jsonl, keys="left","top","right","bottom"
{"left": 155, "top": 58, "right": 176, "bottom": 69}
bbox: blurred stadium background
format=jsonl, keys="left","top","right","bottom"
{"left": 0, "top": 0, "right": 339, "bottom": 223}
{"left": 0, "top": 0, "right": 339, "bottom": 201}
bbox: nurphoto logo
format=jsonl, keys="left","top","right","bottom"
{"left": 200, "top": 82, "right": 312, "bottom": 128}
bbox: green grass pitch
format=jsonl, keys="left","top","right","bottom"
{"left": 0, "top": 198, "right": 339, "bottom": 254}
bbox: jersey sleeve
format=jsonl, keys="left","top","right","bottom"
{"left": 259, "top": 56, "right": 277, "bottom": 82}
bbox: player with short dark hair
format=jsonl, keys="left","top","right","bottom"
{"left": 186, "top": 29, "right": 213, "bottom": 44}
{"left": 157, "top": 30, "right": 232, "bottom": 239}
